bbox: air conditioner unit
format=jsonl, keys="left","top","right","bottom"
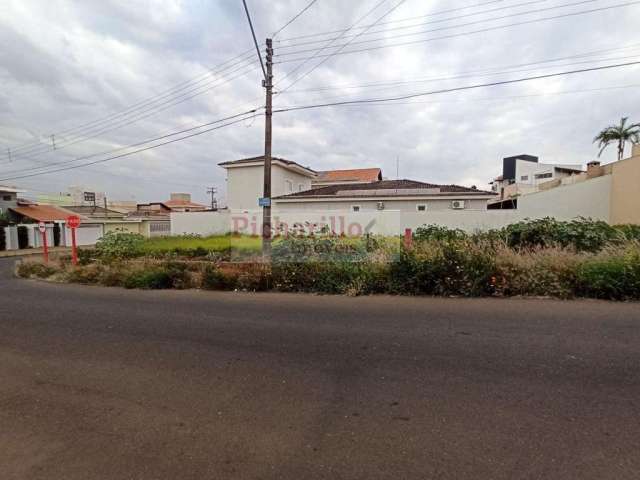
{"left": 451, "top": 200, "right": 465, "bottom": 210}
{"left": 376, "top": 201, "right": 385, "bottom": 211}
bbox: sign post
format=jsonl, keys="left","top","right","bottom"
{"left": 38, "top": 221, "right": 48, "bottom": 264}
{"left": 66, "top": 215, "right": 81, "bottom": 265}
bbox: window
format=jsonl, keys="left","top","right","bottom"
{"left": 299, "top": 184, "right": 304, "bottom": 191}
{"left": 520, "top": 175, "right": 529, "bottom": 181}
{"left": 535, "top": 172, "right": 553, "bottom": 179}
{"left": 2, "top": 195, "right": 11, "bottom": 201}
{"left": 416, "top": 204, "right": 427, "bottom": 212}
{"left": 351, "top": 205, "right": 361, "bottom": 212}
{"left": 285, "top": 180, "right": 293, "bottom": 192}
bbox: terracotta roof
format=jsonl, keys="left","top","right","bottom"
{"left": 315, "top": 168, "right": 382, "bottom": 183}
{"left": 275, "top": 179, "right": 496, "bottom": 199}
{"left": 219, "top": 156, "right": 317, "bottom": 174}
{"left": 64, "top": 205, "right": 126, "bottom": 218}
{"left": 164, "top": 199, "right": 207, "bottom": 209}
{"left": 10, "top": 205, "right": 79, "bottom": 222}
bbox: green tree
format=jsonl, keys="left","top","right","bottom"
{"left": 593, "top": 117, "right": 640, "bottom": 161}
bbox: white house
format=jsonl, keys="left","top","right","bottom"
{"left": 219, "top": 156, "right": 316, "bottom": 212}
{"left": 490, "top": 154, "right": 583, "bottom": 202}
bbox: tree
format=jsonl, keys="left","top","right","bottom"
{"left": 593, "top": 117, "right": 640, "bottom": 161}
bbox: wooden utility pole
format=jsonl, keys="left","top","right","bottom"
{"left": 262, "top": 38, "right": 274, "bottom": 257}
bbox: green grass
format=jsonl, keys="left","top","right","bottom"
{"left": 141, "top": 235, "right": 262, "bottom": 255}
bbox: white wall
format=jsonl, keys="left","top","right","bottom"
{"left": 275, "top": 198, "right": 489, "bottom": 213}
{"left": 170, "top": 209, "right": 520, "bottom": 237}
{"left": 518, "top": 174, "right": 611, "bottom": 221}
{"left": 225, "top": 164, "right": 313, "bottom": 211}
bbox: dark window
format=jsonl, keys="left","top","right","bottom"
{"left": 535, "top": 172, "right": 553, "bottom": 179}
{"left": 2, "top": 195, "right": 11, "bottom": 201}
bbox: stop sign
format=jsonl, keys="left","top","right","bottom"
{"left": 67, "top": 215, "right": 81, "bottom": 229}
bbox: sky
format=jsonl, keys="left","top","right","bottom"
{"left": 0, "top": 0, "right": 639, "bottom": 206}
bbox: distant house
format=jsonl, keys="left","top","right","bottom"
{"left": 219, "top": 156, "right": 317, "bottom": 212}
{"left": 274, "top": 179, "right": 496, "bottom": 213}
{"left": 8, "top": 204, "right": 77, "bottom": 224}
{"left": 163, "top": 193, "right": 207, "bottom": 212}
{"left": 312, "top": 168, "right": 382, "bottom": 187}
{"left": 0, "top": 185, "right": 24, "bottom": 217}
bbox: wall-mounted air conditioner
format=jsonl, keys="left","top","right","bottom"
{"left": 451, "top": 200, "right": 465, "bottom": 210}
{"left": 376, "top": 202, "right": 385, "bottom": 210}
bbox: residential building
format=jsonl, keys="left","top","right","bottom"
{"left": 273, "top": 179, "right": 496, "bottom": 213}
{"left": 0, "top": 185, "right": 23, "bottom": 216}
{"left": 489, "top": 154, "right": 583, "bottom": 204}
{"left": 312, "top": 168, "right": 382, "bottom": 187}
{"left": 219, "top": 156, "right": 317, "bottom": 211}
{"left": 163, "top": 193, "right": 207, "bottom": 212}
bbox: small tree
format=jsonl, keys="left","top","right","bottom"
{"left": 593, "top": 117, "right": 640, "bottom": 161}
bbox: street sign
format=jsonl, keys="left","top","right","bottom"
{"left": 38, "top": 221, "right": 46, "bottom": 234}
{"left": 39, "top": 222, "right": 48, "bottom": 263}
{"left": 67, "top": 215, "right": 81, "bottom": 229}
{"left": 258, "top": 197, "right": 271, "bottom": 207}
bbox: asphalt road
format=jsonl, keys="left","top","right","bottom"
{"left": 1, "top": 258, "right": 640, "bottom": 479}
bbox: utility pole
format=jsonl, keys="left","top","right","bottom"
{"left": 207, "top": 186, "right": 218, "bottom": 211}
{"left": 6, "top": 147, "right": 11, "bottom": 163}
{"left": 262, "top": 38, "right": 274, "bottom": 257}
{"left": 50, "top": 134, "right": 56, "bottom": 150}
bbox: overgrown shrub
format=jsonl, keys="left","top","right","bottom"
{"left": 95, "top": 231, "right": 145, "bottom": 259}
{"left": 202, "top": 265, "right": 237, "bottom": 290}
{"left": 414, "top": 225, "right": 467, "bottom": 243}
{"left": 15, "top": 261, "right": 59, "bottom": 279}
{"left": 575, "top": 245, "right": 640, "bottom": 300}
{"left": 53, "top": 223, "right": 61, "bottom": 246}
{"left": 0, "top": 226, "right": 5, "bottom": 251}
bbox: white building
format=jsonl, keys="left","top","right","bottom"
{"left": 219, "top": 156, "right": 316, "bottom": 212}
{"left": 490, "top": 154, "right": 583, "bottom": 203}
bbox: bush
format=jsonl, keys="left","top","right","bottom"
{"left": 414, "top": 225, "right": 467, "bottom": 242}
{"left": 202, "top": 265, "right": 237, "bottom": 290}
{"left": 575, "top": 245, "right": 640, "bottom": 300}
{"left": 95, "top": 232, "right": 145, "bottom": 259}
{"left": 0, "top": 226, "right": 5, "bottom": 251}
{"left": 16, "top": 261, "right": 59, "bottom": 279}
{"left": 53, "top": 223, "right": 61, "bottom": 246}
{"left": 123, "top": 269, "right": 173, "bottom": 289}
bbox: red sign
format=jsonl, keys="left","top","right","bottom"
{"left": 38, "top": 221, "right": 46, "bottom": 233}
{"left": 67, "top": 215, "right": 81, "bottom": 229}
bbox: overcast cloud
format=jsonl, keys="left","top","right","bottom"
{"left": 0, "top": 0, "right": 638, "bottom": 205}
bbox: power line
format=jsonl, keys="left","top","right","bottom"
{"left": 274, "top": 1, "right": 640, "bottom": 63}
{"left": 274, "top": 0, "right": 505, "bottom": 42}
{"left": 0, "top": 111, "right": 264, "bottom": 182}
{"left": 279, "top": 52, "right": 640, "bottom": 104}
{"left": 242, "top": 0, "right": 268, "bottom": 80}
{"left": 6, "top": 60, "right": 259, "bottom": 164}
{"left": 8, "top": 48, "right": 258, "bottom": 155}
{"left": 272, "top": 61, "right": 640, "bottom": 112}
{"left": 276, "top": 0, "right": 550, "bottom": 49}
{"left": 279, "top": 0, "right": 409, "bottom": 94}
{"left": 0, "top": 108, "right": 263, "bottom": 178}
{"left": 275, "top": 0, "right": 389, "bottom": 89}
{"left": 279, "top": 43, "right": 640, "bottom": 94}
{"left": 272, "top": 0, "right": 319, "bottom": 38}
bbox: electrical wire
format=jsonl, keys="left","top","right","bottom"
{"left": 0, "top": 111, "right": 264, "bottom": 182}
{"left": 279, "top": 0, "right": 409, "bottom": 94}
{"left": 6, "top": 60, "right": 260, "bottom": 164}
{"left": 242, "top": 0, "right": 268, "bottom": 80}
{"left": 272, "top": 61, "right": 640, "bottom": 112}
{"left": 276, "top": 0, "right": 550, "bottom": 49}
{"left": 272, "top": 0, "right": 319, "bottom": 38}
{"left": 8, "top": 48, "right": 258, "bottom": 155}
{"left": 0, "top": 108, "right": 263, "bottom": 177}
{"left": 274, "top": 0, "right": 505, "bottom": 42}
{"left": 274, "top": 1, "right": 640, "bottom": 63}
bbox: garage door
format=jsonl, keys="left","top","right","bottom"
{"left": 65, "top": 224, "right": 104, "bottom": 246}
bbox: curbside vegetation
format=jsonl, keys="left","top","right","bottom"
{"left": 14, "top": 219, "right": 640, "bottom": 300}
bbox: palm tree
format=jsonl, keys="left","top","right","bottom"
{"left": 593, "top": 117, "right": 640, "bottom": 161}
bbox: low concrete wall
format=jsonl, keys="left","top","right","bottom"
{"left": 171, "top": 209, "right": 521, "bottom": 236}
